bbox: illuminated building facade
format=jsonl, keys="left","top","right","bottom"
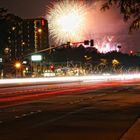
{"left": 23, "top": 18, "right": 49, "bottom": 54}
{"left": 5, "top": 18, "right": 49, "bottom": 61}
{"left": 2, "top": 18, "right": 49, "bottom": 77}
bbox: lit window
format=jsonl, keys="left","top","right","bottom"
{"left": 12, "top": 27, "right": 16, "bottom": 31}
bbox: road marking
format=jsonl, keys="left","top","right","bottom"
{"left": 15, "top": 116, "right": 20, "bottom": 119}
{"left": 14, "top": 110, "right": 42, "bottom": 120}
{"left": 37, "top": 110, "right": 42, "bottom": 113}
{"left": 22, "top": 114, "right": 27, "bottom": 117}
{"left": 30, "top": 111, "right": 35, "bottom": 114}
{"left": 69, "top": 94, "right": 107, "bottom": 105}
{"left": 33, "top": 106, "right": 94, "bottom": 128}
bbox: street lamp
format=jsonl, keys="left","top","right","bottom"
{"left": 14, "top": 62, "right": 21, "bottom": 78}
{"left": 15, "top": 62, "right": 21, "bottom": 69}
{"left": 38, "top": 28, "right": 42, "bottom": 33}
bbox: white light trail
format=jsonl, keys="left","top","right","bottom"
{"left": 0, "top": 74, "right": 140, "bottom": 85}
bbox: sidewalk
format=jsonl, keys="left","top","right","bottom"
{"left": 120, "top": 118, "right": 140, "bottom": 140}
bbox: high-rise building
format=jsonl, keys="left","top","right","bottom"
{"left": 6, "top": 18, "right": 49, "bottom": 59}
{"left": 22, "top": 18, "right": 49, "bottom": 54}
{"left": 2, "top": 17, "right": 49, "bottom": 77}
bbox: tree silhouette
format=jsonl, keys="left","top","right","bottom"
{"left": 101, "top": 0, "right": 140, "bottom": 32}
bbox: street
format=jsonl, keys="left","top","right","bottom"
{"left": 0, "top": 78, "right": 140, "bottom": 140}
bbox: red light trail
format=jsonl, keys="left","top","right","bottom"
{"left": 0, "top": 79, "right": 140, "bottom": 107}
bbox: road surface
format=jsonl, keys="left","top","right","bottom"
{"left": 0, "top": 78, "right": 140, "bottom": 140}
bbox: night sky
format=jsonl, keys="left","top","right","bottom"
{"left": 0, "top": 0, "right": 49, "bottom": 18}
{"left": 0, "top": 0, "right": 139, "bottom": 52}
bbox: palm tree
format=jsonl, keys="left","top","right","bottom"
{"left": 101, "top": 0, "right": 140, "bottom": 32}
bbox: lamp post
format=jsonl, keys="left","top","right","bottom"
{"left": 31, "top": 55, "right": 42, "bottom": 77}
{"left": 15, "top": 62, "right": 21, "bottom": 78}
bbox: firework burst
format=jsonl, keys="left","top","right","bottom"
{"left": 94, "top": 36, "right": 120, "bottom": 53}
{"left": 47, "top": 0, "right": 89, "bottom": 44}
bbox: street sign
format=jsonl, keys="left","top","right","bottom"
{"left": 31, "top": 55, "right": 42, "bottom": 61}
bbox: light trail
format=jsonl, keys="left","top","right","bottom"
{"left": 0, "top": 77, "right": 140, "bottom": 108}
{"left": 0, "top": 74, "right": 140, "bottom": 85}
{"left": 0, "top": 81, "right": 127, "bottom": 104}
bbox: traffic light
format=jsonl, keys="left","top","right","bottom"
{"left": 84, "top": 40, "right": 89, "bottom": 45}
{"left": 84, "top": 39, "right": 94, "bottom": 46}
{"left": 117, "top": 45, "right": 121, "bottom": 49}
{"left": 50, "top": 64, "right": 54, "bottom": 71}
{"left": 67, "top": 42, "right": 71, "bottom": 47}
{"left": 42, "top": 20, "right": 45, "bottom": 26}
{"left": 90, "top": 39, "right": 94, "bottom": 46}
{"left": 129, "top": 50, "right": 133, "bottom": 55}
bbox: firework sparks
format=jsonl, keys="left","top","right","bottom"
{"left": 94, "top": 36, "right": 120, "bottom": 53}
{"left": 47, "top": 0, "right": 89, "bottom": 44}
